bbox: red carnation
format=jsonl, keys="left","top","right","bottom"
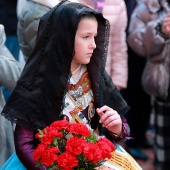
{"left": 50, "top": 120, "right": 70, "bottom": 131}
{"left": 83, "top": 142, "right": 102, "bottom": 163}
{"left": 97, "top": 137, "right": 115, "bottom": 151}
{"left": 97, "top": 138, "right": 115, "bottom": 159}
{"left": 66, "top": 136, "right": 86, "bottom": 155}
{"left": 68, "top": 123, "right": 90, "bottom": 137}
{"left": 41, "top": 130, "right": 63, "bottom": 145}
{"left": 57, "top": 152, "right": 78, "bottom": 170}
{"left": 33, "top": 143, "right": 47, "bottom": 162}
{"left": 34, "top": 120, "right": 116, "bottom": 169}
{"left": 40, "top": 148, "right": 59, "bottom": 167}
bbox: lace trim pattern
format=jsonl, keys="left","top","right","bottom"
{"left": 17, "top": 4, "right": 60, "bottom": 91}
{"left": 99, "top": 19, "right": 110, "bottom": 106}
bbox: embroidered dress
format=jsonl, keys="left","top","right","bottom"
{"left": 63, "top": 67, "right": 142, "bottom": 170}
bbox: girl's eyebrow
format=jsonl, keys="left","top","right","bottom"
{"left": 81, "top": 32, "right": 97, "bottom": 34}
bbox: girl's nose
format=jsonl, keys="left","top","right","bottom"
{"left": 89, "top": 39, "right": 96, "bottom": 49}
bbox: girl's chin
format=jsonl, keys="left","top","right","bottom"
{"left": 83, "top": 59, "right": 91, "bottom": 65}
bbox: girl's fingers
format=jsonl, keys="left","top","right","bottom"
{"left": 96, "top": 105, "right": 111, "bottom": 113}
{"left": 99, "top": 111, "right": 116, "bottom": 123}
{"left": 103, "top": 113, "right": 120, "bottom": 126}
{"left": 102, "top": 117, "right": 116, "bottom": 127}
{"left": 96, "top": 108, "right": 104, "bottom": 118}
{"left": 105, "top": 119, "right": 120, "bottom": 128}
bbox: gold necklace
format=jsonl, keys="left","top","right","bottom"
{"left": 71, "top": 64, "right": 81, "bottom": 75}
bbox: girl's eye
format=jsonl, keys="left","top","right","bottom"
{"left": 83, "top": 36, "right": 89, "bottom": 39}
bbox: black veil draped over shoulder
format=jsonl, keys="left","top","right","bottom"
{"left": 1, "top": 0, "right": 129, "bottom": 130}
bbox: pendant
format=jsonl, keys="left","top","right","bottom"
{"left": 69, "top": 85, "right": 83, "bottom": 99}
{"left": 88, "top": 101, "right": 95, "bottom": 120}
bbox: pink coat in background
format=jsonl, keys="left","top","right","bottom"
{"left": 103, "top": 0, "right": 128, "bottom": 89}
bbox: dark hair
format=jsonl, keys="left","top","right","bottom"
{"left": 81, "top": 13, "right": 97, "bottom": 21}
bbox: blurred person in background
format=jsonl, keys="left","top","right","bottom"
{"left": 0, "top": 0, "right": 20, "bottom": 102}
{"left": 128, "top": 0, "right": 170, "bottom": 169}
{"left": 0, "top": 24, "right": 21, "bottom": 167}
{"left": 0, "top": 0, "right": 19, "bottom": 61}
{"left": 121, "top": 0, "right": 152, "bottom": 160}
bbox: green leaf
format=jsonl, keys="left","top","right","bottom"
{"left": 44, "top": 128, "right": 47, "bottom": 133}
{"left": 38, "top": 134, "right": 44, "bottom": 138}
{"left": 38, "top": 129, "right": 44, "bottom": 135}
{"left": 35, "top": 162, "right": 41, "bottom": 167}
{"left": 52, "top": 137, "right": 58, "bottom": 146}
{"left": 86, "top": 134, "right": 97, "bottom": 143}
{"left": 48, "top": 164, "right": 61, "bottom": 170}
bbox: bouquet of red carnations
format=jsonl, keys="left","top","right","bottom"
{"left": 33, "top": 120, "right": 115, "bottom": 170}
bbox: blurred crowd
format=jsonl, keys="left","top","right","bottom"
{"left": 1, "top": 0, "right": 170, "bottom": 170}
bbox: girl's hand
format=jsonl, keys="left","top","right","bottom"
{"left": 96, "top": 105, "right": 122, "bottom": 135}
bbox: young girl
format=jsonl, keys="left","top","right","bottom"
{"left": 1, "top": 1, "right": 141, "bottom": 169}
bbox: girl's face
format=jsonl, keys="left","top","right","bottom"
{"left": 72, "top": 17, "right": 98, "bottom": 67}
